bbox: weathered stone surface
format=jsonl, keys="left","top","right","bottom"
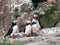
{"left": 0, "top": 0, "right": 11, "bottom": 36}
{"left": 8, "top": 27, "right": 60, "bottom": 45}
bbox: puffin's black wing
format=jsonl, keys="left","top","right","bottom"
{"left": 4, "top": 22, "right": 16, "bottom": 37}
{"left": 4, "top": 27, "right": 13, "bottom": 37}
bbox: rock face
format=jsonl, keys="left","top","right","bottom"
{"left": 9, "top": 27, "right": 60, "bottom": 45}
{"left": 0, "top": 0, "right": 11, "bottom": 36}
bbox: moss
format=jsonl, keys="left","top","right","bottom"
{"left": 40, "top": 5, "right": 60, "bottom": 28}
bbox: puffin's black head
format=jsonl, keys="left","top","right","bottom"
{"left": 12, "top": 22, "right": 16, "bottom": 27}
{"left": 11, "top": 20, "right": 17, "bottom": 27}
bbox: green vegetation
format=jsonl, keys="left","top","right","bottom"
{"left": 0, "top": 37, "right": 19, "bottom": 45}
{"left": 40, "top": 5, "right": 60, "bottom": 28}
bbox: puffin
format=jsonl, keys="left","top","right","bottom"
{"left": 4, "top": 21, "right": 17, "bottom": 37}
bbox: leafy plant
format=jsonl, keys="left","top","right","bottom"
{"left": 0, "top": 37, "right": 19, "bottom": 45}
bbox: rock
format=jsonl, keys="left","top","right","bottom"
{"left": 8, "top": 27, "right": 60, "bottom": 45}
{"left": 41, "top": 27, "right": 60, "bottom": 35}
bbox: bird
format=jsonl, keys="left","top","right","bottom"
{"left": 4, "top": 22, "right": 17, "bottom": 37}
